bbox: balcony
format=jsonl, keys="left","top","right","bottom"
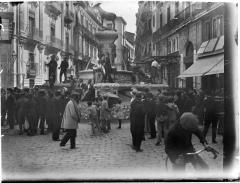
{"left": 82, "top": 26, "right": 98, "bottom": 46}
{"left": 28, "top": 28, "right": 43, "bottom": 42}
{"left": 26, "top": 62, "right": 38, "bottom": 78}
{"left": 20, "top": 25, "right": 43, "bottom": 44}
{"left": 45, "top": 35, "right": 63, "bottom": 51}
{"left": 174, "top": 6, "right": 191, "bottom": 23}
{"left": 65, "top": 44, "right": 75, "bottom": 55}
{"left": 64, "top": 10, "right": 74, "bottom": 25}
{"left": 45, "top": 2, "right": 62, "bottom": 19}
{"left": 153, "top": 3, "right": 213, "bottom": 41}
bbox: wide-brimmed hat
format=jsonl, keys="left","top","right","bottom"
{"left": 70, "top": 91, "right": 80, "bottom": 98}
{"left": 180, "top": 112, "right": 199, "bottom": 131}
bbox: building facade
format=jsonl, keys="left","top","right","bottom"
{"left": 0, "top": 2, "right": 128, "bottom": 88}
{"left": 74, "top": 1, "right": 101, "bottom": 73}
{"left": 135, "top": 1, "right": 153, "bottom": 74}
{"left": 0, "top": 2, "right": 76, "bottom": 88}
{"left": 124, "top": 31, "right": 135, "bottom": 70}
{"left": 135, "top": 1, "right": 224, "bottom": 91}
{"left": 114, "top": 16, "right": 126, "bottom": 70}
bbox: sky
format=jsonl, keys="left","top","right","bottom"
{"left": 99, "top": 1, "right": 139, "bottom": 34}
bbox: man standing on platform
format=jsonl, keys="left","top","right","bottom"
{"left": 46, "top": 55, "right": 58, "bottom": 86}
{"left": 59, "top": 57, "right": 69, "bottom": 83}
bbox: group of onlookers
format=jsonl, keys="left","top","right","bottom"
{"left": 1, "top": 87, "right": 69, "bottom": 138}
{"left": 1, "top": 84, "right": 222, "bottom": 153}
{"left": 129, "top": 88, "right": 222, "bottom": 152}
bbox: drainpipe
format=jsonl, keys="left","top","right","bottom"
{"left": 16, "top": 4, "right": 19, "bottom": 88}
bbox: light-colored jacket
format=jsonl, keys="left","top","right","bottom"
{"left": 61, "top": 99, "right": 81, "bottom": 129}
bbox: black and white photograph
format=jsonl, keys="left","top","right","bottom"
{"left": 0, "top": 0, "right": 239, "bottom": 181}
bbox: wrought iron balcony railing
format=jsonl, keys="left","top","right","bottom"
{"left": 45, "top": 35, "right": 63, "bottom": 50}
{"left": 45, "top": 2, "right": 62, "bottom": 18}
{"left": 64, "top": 9, "right": 74, "bottom": 25}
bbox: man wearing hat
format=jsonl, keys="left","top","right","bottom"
{"left": 36, "top": 89, "right": 47, "bottom": 135}
{"left": 165, "top": 112, "right": 209, "bottom": 171}
{"left": 16, "top": 91, "right": 28, "bottom": 135}
{"left": 51, "top": 90, "right": 63, "bottom": 141}
{"left": 59, "top": 57, "right": 69, "bottom": 83}
{"left": 130, "top": 92, "right": 146, "bottom": 152}
{"left": 46, "top": 55, "right": 58, "bottom": 85}
{"left": 60, "top": 91, "right": 81, "bottom": 149}
{"left": 6, "top": 88, "right": 16, "bottom": 129}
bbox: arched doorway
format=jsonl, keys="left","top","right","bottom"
{"left": 185, "top": 42, "right": 194, "bottom": 89}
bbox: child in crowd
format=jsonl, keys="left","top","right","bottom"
{"left": 87, "top": 101, "right": 100, "bottom": 135}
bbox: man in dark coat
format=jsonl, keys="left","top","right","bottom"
{"left": 51, "top": 90, "right": 62, "bottom": 141}
{"left": 45, "top": 91, "right": 57, "bottom": 134}
{"left": 25, "top": 93, "right": 38, "bottom": 136}
{"left": 36, "top": 89, "right": 47, "bottom": 135}
{"left": 59, "top": 57, "right": 69, "bottom": 83}
{"left": 202, "top": 94, "right": 218, "bottom": 143}
{"left": 6, "top": 88, "right": 16, "bottom": 129}
{"left": 46, "top": 55, "right": 58, "bottom": 85}
{"left": 130, "top": 93, "right": 146, "bottom": 152}
{"left": 182, "top": 93, "right": 195, "bottom": 114}
{"left": 165, "top": 112, "right": 209, "bottom": 171}
{"left": 1, "top": 89, "right": 7, "bottom": 126}
{"left": 145, "top": 93, "right": 156, "bottom": 139}
{"left": 16, "top": 92, "right": 28, "bottom": 135}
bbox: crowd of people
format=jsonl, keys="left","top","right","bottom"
{"left": 1, "top": 84, "right": 222, "bottom": 168}
{"left": 129, "top": 88, "right": 222, "bottom": 151}
{"left": 129, "top": 88, "right": 222, "bottom": 170}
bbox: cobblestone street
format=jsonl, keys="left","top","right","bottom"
{"left": 2, "top": 121, "right": 223, "bottom": 180}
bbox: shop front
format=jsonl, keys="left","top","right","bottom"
{"left": 178, "top": 53, "right": 224, "bottom": 94}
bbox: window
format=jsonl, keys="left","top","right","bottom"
{"left": 29, "top": 16, "right": 35, "bottom": 37}
{"left": 160, "top": 13, "right": 162, "bottom": 30}
{"left": 167, "top": 40, "right": 171, "bottom": 54}
{"left": 149, "top": 42, "right": 151, "bottom": 53}
{"left": 203, "top": 21, "right": 210, "bottom": 41}
{"left": 212, "top": 16, "right": 223, "bottom": 38}
{"left": 148, "top": 19, "right": 151, "bottom": 31}
{"left": 152, "top": 15, "right": 155, "bottom": 27}
{"left": 107, "top": 23, "right": 112, "bottom": 29}
{"left": 172, "top": 38, "right": 176, "bottom": 52}
{"left": 81, "top": 15, "right": 84, "bottom": 25}
{"left": 86, "top": 20, "right": 88, "bottom": 29}
{"left": 65, "top": 32, "right": 69, "bottom": 50}
{"left": 176, "top": 36, "right": 179, "bottom": 51}
{"left": 175, "top": 2, "right": 179, "bottom": 15}
{"left": 29, "top": 52, "right": 34, "bottom": 64}
{"left": 50, "top": 23, "right": 55, "bottom": 38}
{"left": 167, "top": 6, "right": 170, "bottom": 23}
{"left": 0, "top": 18, "right": 10, "bottom": 40}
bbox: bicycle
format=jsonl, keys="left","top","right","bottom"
{"left": 165, "top": 146, "right": 219, "bottom": 171}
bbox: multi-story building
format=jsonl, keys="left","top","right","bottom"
{"left": 0, "top": 1, "right": 76, "bottom": 88}
{"left": 135, "top": 1, "right": 153, "bottom": 74}
{"left": 114, "top": 16, "right": 126, "bottom": 70}
{"left": 74, "top": 1, "right": 101, "bottom": 72}
{"left": 124, "top": 31, "right": 135, "bottom": 70}
{"left": 135, "top": 2, "right": 224, "bottom": 91}
{"left": 0, "top": 2, "right": 128, "bottom": 88}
